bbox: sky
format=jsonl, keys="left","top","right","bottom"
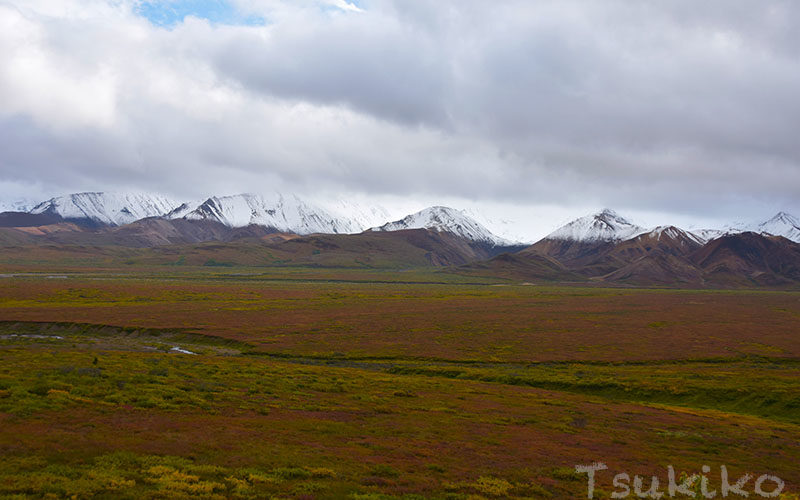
{"left": 0, "top": 0, "right": 799, "bottom": 240}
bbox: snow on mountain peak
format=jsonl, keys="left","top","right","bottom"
{"left": 29, "top": 192, "right": 179, "bottom": 226}
{"left": 545, "top": 209, "right": 646, "bottom": 242}
{"left": 371, "top": 206, "right": 511, "bottom": 245}
{"left": 756, "top": 211, "right": 800, "bottom": 242}
{"left": 643, "top": 226, "right": 705, "bottom": 246}
{"left": 181, "top": 193, "right": 365, "bottom": 234}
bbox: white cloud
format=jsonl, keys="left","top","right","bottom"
{"left": 327, "top": 0, "right": 363, "bottom": 13}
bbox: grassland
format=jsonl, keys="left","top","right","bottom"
{"left": 0, "top": 269, "right": 798, "bottom": 498}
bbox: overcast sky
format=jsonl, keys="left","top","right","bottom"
{"left": 1, "top": 0, "right": 799, "bottom": 239}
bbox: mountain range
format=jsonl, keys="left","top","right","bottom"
{"left": 4, "top": 192, "right": 799, "bottom": 243}
{"left": 1, "top": 192, "right": 799, "bottom": 287}
{"left": 465, "top": 210, "right": 800, "bottom": 287}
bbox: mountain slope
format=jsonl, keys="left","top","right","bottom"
{"left": 29, "top": 192, "right": 178, "bottom": 227}
{"left": 372, "top": 206, "right": 512, "bottom": 246}
{"left": 104, "top": 218, "right": 284, "bottom": 247}
{"left": 268, "top": 228, "right": 511, "bottom": 268}
{"left": 609, "top": 226, "right": 704, "bottom": 259}
{"left": 597, "top": 227, "right": 706, "bottom": 285}
{"left": 690, "top": 232, "right": 800, "bottom": 286}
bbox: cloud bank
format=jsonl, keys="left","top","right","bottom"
{"left": 1, "top": 0, "right": 798, "bottom": 237}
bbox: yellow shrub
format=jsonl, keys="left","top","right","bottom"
{"left": 308, "top": 467, "right": 336, "bottom": 478}
{"left": 472, "top": 476, "right": 514, "bottom": 497}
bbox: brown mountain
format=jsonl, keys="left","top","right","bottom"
{"left": 520, "top": 238, "right": 618, "bottom": 276}
{"left": 521, "top": 226, "right": 703, "bottom": 280}
{"left": 690, "top": 232, "right": 800, "bottom": 286}
{"left": 597, "top": 227, "right": 706, "bottom": 285}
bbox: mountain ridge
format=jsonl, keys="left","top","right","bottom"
{"left": 3, "top": 192, "right": 800, "bottom": 246}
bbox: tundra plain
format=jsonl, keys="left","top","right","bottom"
{"left": 0, "top": 267, "right": 798, "bottom": 499}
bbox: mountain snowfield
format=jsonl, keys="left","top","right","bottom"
{"left": 20, "top": 192, "right": 391, "bottom": 235}
{"left": 180, "top": 193, "right": 363, "bottom": 234}
{"left": 30, "top": 192, "right": 179, "bottom": 226}
{"left": 5, "top": 191, "right": 800, "bottom": 244}
{"left": 371, "top": 206, "right": 512, "bottom": 246}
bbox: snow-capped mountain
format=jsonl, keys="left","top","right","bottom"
{"left": 180, "top": 193, "right": 363, "bottom": 234}
{"left": 29, "top": 192, "right": 179, "bottom": 226}
{"left": 753, "top": 212, "right": 800, "bottom": 243}
{"left": 371, "top": 206, "right": 512, "bottom": 246}
{"left": 695, "top": 212, "right": 800, "bottom": 243}
{"left": 544, "top": 209, "right": 647, "bottom": 242}
{"left": 13, "top": 191, "right": 799, "bottom": 246}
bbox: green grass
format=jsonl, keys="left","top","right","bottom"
{"left": 382, "top": 357, "right": 800, "bottom": 424}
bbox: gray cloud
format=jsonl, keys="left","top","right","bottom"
{"left": 0, "top": 0, "right": 798, "bottom": 234}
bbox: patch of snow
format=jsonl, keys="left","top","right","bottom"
{"left": 170, "top": 346, "right": 197, "bottom": 355}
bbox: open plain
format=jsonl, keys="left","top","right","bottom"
{"left": 1, "top": 266, "right": 798, "bottom": 499}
